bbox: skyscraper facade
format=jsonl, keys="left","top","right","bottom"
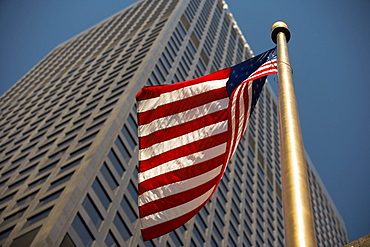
{"left": 0, "top": 0, "right": 347, "bottom": 246}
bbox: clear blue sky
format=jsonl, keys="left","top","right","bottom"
{"left": 1, "top": 0, "right": 369, "bottom": 242}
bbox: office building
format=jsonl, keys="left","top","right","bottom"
{"left": 0, "top": 0, "right": 347, "bottom": 246}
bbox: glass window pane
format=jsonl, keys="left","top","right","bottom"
{"left": 108, "top": 149, "right": 125, "bottom": 177}
{"left": 23, "top": 206, "right": 53, "bottom": 229}
{"left": 1, "top": 208, "right": 27, "bottom": 227}
{"left": 83, "top": 194, "right": 103, "bottom": 228}
{"left": 120, "top": 195, "right": 137, "bottom": 223}
{"left": 92, "top": 179, "right": 111, "bottom": 210}
{"left": 115, "top": 136, "right": 131, "bottom": 162}
{"left": 105, "top": 230, "right": 119, "bottom": 247}
{"left": 48, "top": 172, "right": 73, "bottom": 191}
{"left": 121, "top": 125, "right": 136, "bottom": 150}
{"left": 0, "top": 226, "right": 14, "bottom": 242}
{"left": 72, "top": 213, "right": 94, "bottom": 247}
{"left": 100, "top": 162, "right": 118, "bottom": 190}
{"left": 113, "top": 213, "right": 132, "bottom": 241}
{"left": 38, "top": 188, "right": 63, "bottom": 207}
{"left": 127, "top": 180, "right": 137, "bottom": 202}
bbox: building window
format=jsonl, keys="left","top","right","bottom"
{"left": 100, "top": 162, "right": 118, "bottom": 191}
{"left": 59, "top": 157, "right": 83, "bottom": 174}
{"left": 169, "top": 231, "right": 183, "bottom": 246}
{"left": 126, "top": 179, "right": 137, "bottom": 202}
{"left": 120, "top": 195, "right": 137, "bottom": 223}
{"left": 38, "top": 138, "right": 56, "bottom": 151}
{"left": 196, "top": 214, "right": 207, "bottom": 231}
{"left": 19, "top": 164, "right": 37, "bottom": 176}
{"left": 65, "top": 124, "right": 83, "bottom": 137}
{"left": 29, "top": 174, "right": 49, "bottom": 190}
{"left": 69, "top": 143, "right": 91, "bottom": 159}
{"left": 0, "top": 226, "right": 14, "bottom": 242}
{"left": 127, "top": 113, "right": 137, "bottom": 133}
{"left": 115, "top": 135, "right": 132, "bottom": 162}
{"left": 83, "top": 194, "right": 103, "bottom": 228}
{"left": 108, "top": 149, "right": 126, "bottom": 177}
{"left": 1, "top": 207, "right": 27, "bottom": 228}
{"left": 48, "top": 172, "right": 74, "bottom": 191}
{"left": 23, "top": 206, "right": 53, "bottom": 229}
{"left": 8, "top": 176, "right": 28, "bottom": 191}
{"left": 38, "top": 188, "right": 64, "bottom": 207}
{"left": 85, "top": 119, "right": 105, "bottom": 133}
{"left": 105, "top": 230, "right": 119, "bottom": 247}
{"left": 121, "top": 125, "right": 137, "bottom": 149}
{"left": 228, "top": 233, "right": 238, "bottom": 247}
{"left": 72, "top": 213, "right": 95, "bottom": 247}
{"left": 92, "top": 178, "right": 111, "bottom": 210}
{"left": 16, "top": 190, "right": 39, "bottom": 207}
{"left": 216, "top": 199, "right": 226, "bottom": 216}
{"left": 113, "top": 213, "right": 132, "bottom": 241}
{"left": 193, "top": 225, "right": 205, "bottom": 244}
{"left": 213, "top": 210, "right": 224, "bottom": 228}
{"left": 38, "top": 160, "right": 59, "bottom": 175}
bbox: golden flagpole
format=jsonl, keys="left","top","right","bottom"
{"left": 271, "top": 21, "right": 317, "bottom": 247}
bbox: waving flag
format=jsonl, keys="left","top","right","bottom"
{"left": 136, "top": 47, "right": 277, "bottom": 240}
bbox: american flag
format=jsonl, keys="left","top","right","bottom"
{"left": 136, "top": 47, "right": 277, "bottom": 240}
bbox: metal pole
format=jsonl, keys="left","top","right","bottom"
{"left": 271, "top": 21, "right": 317, "bottom": 247}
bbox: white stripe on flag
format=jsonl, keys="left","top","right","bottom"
{"left": 137, "top": 78, "right": 228, "bottom": 113}
{"left": 139, "top": 120, "right": 228, "bottom": 161}
{"left": 236, "top": 83, "right": 247, "bottom": 144}
{"left": 138, "top": 143, "right": 227, "bottom": 183}
{"left": 141, "top": 186, "right": 215, "bottom": 229}
{"left": 138, "top": 165, "right": 222, "bottom": 206}
{"left": 138, "top": 98, "right": 229, "bottom": 137}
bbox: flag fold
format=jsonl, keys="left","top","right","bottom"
{"left": 136, "top": 47, "right": 277, "bottom": 241}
